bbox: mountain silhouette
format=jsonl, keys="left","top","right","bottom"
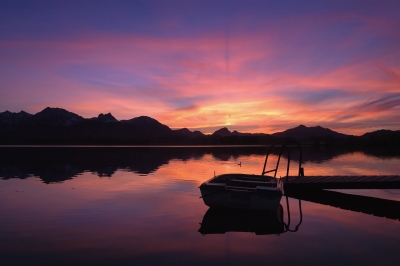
{"left": 0, "top": 110, "right": 32, "bottom": 125}
{"left": 362, "top": 129, "right": 400, "bottom": 139}
{"left": 26, "top": 107, "right": 85, "bottom": 126}
{"left": 271, "top": 125, "right": 349, "bottom": 139}
{"left": 0, "top": 107, "right": 398, "bottom": 146}
{"left": 92, "top": 113, "right": 118, "bottom": 122}
{"left": 212, "top": 127, "right": 232, "bottom": 136}
{"left": 173, "top": 128, "right": 204, "bottom": 137}
{"left": 212, "top": 127, "right": 254, "bottom": 137}
{"left": 121, "top": 116, "right": 168, "bottom": 127}
{"left": 358, "top": 129, "right": 400, "bottom": 147}
{"left": 0, "top": 109, "right": 178, "bottom": 143}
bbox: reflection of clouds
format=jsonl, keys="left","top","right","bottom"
{"left": 304, "top": 151, "right": 400, "bottom": 176}
{"left": 2, "top": 147, "right": 399, "bottom": 184}
{"left": 386, "top": 189, "right": 400, "bottom": 199}
{"left": 2, "top": 173, "right": 400, "bottom": 264}
{"left": 1, "top": 149, "right": 400, "bottom": 264}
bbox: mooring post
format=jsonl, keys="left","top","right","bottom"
{"left": 300, "top": 167, "right": 304, "bottom": 177}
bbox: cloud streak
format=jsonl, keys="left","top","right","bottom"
{"left": 1, "top": 1, "right": 400, "bottom": 135}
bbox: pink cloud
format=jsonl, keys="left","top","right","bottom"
{"left": 1, "top": 12, "right": 400, "bottom": 135}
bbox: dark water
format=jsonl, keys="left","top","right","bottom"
{"left": 0, "top": 146, "right": 400, "bottom": 266}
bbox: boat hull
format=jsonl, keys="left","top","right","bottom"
{"left": 200, "top": 178, "right": 282, "bottom": 211}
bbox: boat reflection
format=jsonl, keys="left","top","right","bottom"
{"left": 199, "top": 197, "right": 303, "bottom": 235}
{"left": 199, "top": 206, "right": 284, "bottom": 235}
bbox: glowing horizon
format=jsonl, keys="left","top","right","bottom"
{"left": 1, "top": 1, "right": 400, "bottom": 136}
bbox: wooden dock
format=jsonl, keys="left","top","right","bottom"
{"left": 284, "top": 189, "right": 400, "bottom": 221}
{"left": 283, "top": 175, "right": 400, "bottom": 190}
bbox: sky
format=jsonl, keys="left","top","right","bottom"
{"left": 1, "top": 0, "right": 400, "bottom": 135}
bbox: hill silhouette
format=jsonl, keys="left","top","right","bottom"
{"left": 272, "top": 125, "right": 349, "bottom": 139}
{"left": 212, "top": 127, "right": 232, "bottom": 137}
{"left": 26, "top": 107, "right": 85, "bottom": 126}
{"left": 0, "top": 107, "right": 398, "bottom": 146}
{"left": 92, "top": 113, "right": 118, "bottom": 122}
{"left": 0, "top": 110, "right": 32, "bottom": 125}
{"left": 173, "top": 128, "right": 204, "bottom": 138}
{"left": 212, "top": 127, "right": 254, "bottom": 137}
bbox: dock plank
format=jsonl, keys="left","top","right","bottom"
{"left": 283, "top": 175, "right": 400, "bottom": 189}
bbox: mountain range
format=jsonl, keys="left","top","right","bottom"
{"left": 1, "top": 107, "right": 399, "bottom": 145}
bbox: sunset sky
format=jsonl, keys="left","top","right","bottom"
{"left": 1, "top": 0, "right": 400, "bottom": 135}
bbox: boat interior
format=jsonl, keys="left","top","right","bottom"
{"left": 206, "top": 140, "right": 304, "bottom": 190}
{"left": 208, "top": 173, "right": 278, "bottom": 189}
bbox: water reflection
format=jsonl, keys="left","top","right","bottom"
{"left": 0, "top": 147, "right": 400, "bottom": 265}
{"left": 199, "top": 206, "right": 285, "bottom": 235}
{"left": 1, "top": 146, "right": 400, "bottom": 183}
{"left": 199, "top": 197, "right": 303, "bottom": 236}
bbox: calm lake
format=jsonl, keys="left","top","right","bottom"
{"left": 1, "top": 146, "right": 400, "bottom": 266}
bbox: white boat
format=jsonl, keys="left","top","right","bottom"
{"left": 199, "top": 141, "right": 303, "bottom": 211}
{"left": 200, "top": 173, "right": 282, "bottom": 211}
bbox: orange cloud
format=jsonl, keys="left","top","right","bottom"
{"left": 1, "top": 19, "right": 400, "bottom": 135}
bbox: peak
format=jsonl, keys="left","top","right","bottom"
{"left": 212, "top": 127, "right": 232, "bottom": 136}
{"left": 130, "top": 116, "right": 162, "bottom": 123}
{"left": 97, "top": 113, "right": 117, "bottom": 122}
{"left": 136, "top": 116, "right": 155, "bottom": 120}
{"left": 0, "top": 110, "right": 32, "bottom": 118}
{"left": 123, "top": 116, "right": 169, "bottom": 128}
{"left": 177, "top": 128, "right": 190, "bottom": 132}
{"left": 0, "top": 110, "right": 32, "bottom": 124}
{"left": 36, "top": 107, "right": 80, "bottom": 117}
{"left": 215, "top": 127, "right": 231, "bottom": 132}
{"left": 98, "top": 112, "right": 113, "bottom": 117}
{"left": 40, "top": 107, "right": 68, "bottom": 113}
{"left": 31, "top": 107, "right": 84, "bottom": 126}
{"left": 173, "top": 128, "right": 204, "bottom": 137}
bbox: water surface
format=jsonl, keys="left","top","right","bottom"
{"left": 1, "top": 146, "right": 399, "bottom": 265}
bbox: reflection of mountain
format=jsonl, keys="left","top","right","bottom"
{"left": 265, "top": 145, "right": 349, "bottom": 164}
{"left": 199, "top": 206, "right": 284, "bottom": 235}
{"left": 0, "top": 147, "right": 215, "bottom": 183}
{"left": 0, "top": 147, "right": 183, "bottom": 183}
{"left": 1, "top": 147, "right": 399, "bottom": 184}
